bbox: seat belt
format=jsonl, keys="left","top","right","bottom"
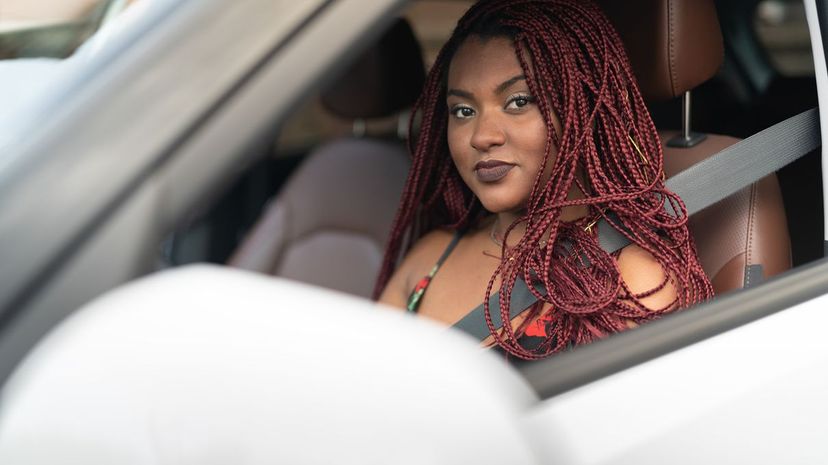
{"left": 454, "top": 107, "right": 821, "bottom": 341}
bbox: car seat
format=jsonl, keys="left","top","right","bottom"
{"left": 227, "top": 19, "right": 424, "bottom": 298}
{"left": 599, "top": 0, "right": 792, "bottom": 292}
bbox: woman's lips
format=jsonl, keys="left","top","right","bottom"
{"left": 474, "top": 160, "right": 515, "bottom": 183}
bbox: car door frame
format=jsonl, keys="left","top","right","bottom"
{"left": 0, "top": 0, "right": 407, "bottom": 384}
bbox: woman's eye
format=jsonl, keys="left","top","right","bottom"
{"left": 505, "top": 94, "right": 535, "bottom": 110}
{"left": 451, "top": 106, "right": 475, "bottom": 119}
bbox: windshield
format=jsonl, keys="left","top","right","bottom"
{"left": 0, "top": 0, "right": 139, "bottom": 59}
{"left": 0, "top": 0, "right": 143, "bottom": 151}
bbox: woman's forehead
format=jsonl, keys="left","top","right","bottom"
{"left": 447, "top": 36, "right": 525, "bottom": 92}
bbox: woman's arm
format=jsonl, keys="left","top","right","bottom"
{"left": 616, "top": 244, "right": 678, "bottom": 311}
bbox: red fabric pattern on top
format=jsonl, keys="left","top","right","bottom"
{"left": 524, "top": 312, "right": 554, "bottom": 338}
{"left": 413, "top": 276, "right": 431, "bottom": 293}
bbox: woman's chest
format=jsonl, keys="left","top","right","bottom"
{"left": 412, "top": 246, "right": 503, "bottom": 325}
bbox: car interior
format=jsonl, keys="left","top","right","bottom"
{"left": 225, "top": 18, "right": 422, "bottom": 297}
{"left": 162, "top": 0, "right": 819, "bottom": 311}
{"left": 0, "top": 3, "right": 826, "bottom": 458}
{"left": 601, "top": 0, "right": 793, "bottom": 293}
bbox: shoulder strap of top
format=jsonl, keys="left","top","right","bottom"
{"left": 435, "top": 230, "right": 462, "bottom": 267}
{"left": 405, "top": 230, "right": 463, "bottom": 313}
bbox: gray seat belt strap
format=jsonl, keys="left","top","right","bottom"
{"left": 668, "top": 108, "right": 820, "bottom": 215}
{"left": 454, "top": 108, "right": 821, "bottom": 341}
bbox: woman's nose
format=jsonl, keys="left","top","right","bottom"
{"left": 470, "top": 112, "right": 506, "bottom": 152}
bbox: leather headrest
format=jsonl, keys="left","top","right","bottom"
{"left": 598, "top": 0, "right": 724, "bottom": 101}
{"left": 321, "top": 19, "right": 426, "bottom": 119}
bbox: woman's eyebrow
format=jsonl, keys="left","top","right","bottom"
{"left": 495, "top": 74, "right": 526, "bottom": 94}
{"left": 447, "top": 88, "right": 473, "bottom": 99}
{"left": 446, "top": 75, "right": 527, "bottom": 100}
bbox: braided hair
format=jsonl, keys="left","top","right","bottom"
{"left": 375, "top": 0, "right": 714, "bottom": 359}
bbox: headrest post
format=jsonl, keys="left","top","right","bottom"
{"left": 397, "top": 110, "right": 410, "bottom": 140}
{"left": 682, "top": 91, "right": 692, "bottom": 140}
{"left": 353, "top": 119, "right": 366, "bottom": 138}
{"left": 667, "top": 90, "right": 707, "bottom": 148}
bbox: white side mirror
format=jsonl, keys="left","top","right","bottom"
{"left": 0, "top": 265, "right": 540, "bottom": 465}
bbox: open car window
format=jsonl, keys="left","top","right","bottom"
{"left": 0, "top": 0, "right": 138, "bottom": 60}
{"left": 0, "top": 2, "right": 826, "bottom": 461}
{"left": 150, "top": 0, "right": 826, "bottom": 400}
{"left": 0, "top": 0, "right": 823, "bottom": 376}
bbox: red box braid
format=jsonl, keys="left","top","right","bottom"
{"left": 374, "top": 0, "right": 714, "bottom": 360}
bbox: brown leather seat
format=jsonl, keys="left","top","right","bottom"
{"left": 227, "top": 19, "right": 424, "bottom": 297}
{"left": 599, "top": 0, "right": 792, "bottom": 292}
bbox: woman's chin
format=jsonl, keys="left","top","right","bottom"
{"left": 478, "top": 198, "right": 526, "bottom": 215}
{"left": 471, "top": 178, "right": 531, "bottom": 215}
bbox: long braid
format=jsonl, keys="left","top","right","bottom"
{"left": 374, "top": 0, "right": 713, "bottom": 359}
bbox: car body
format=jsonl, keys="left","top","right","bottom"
{"left": 0, "top": 0, "right": 826, "bottom": 463}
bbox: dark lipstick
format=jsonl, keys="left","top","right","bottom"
{"left": 474, "top": 160, "right": 515, "bottom": 183}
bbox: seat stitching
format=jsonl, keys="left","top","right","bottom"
{"left": 745, "top": 182, "right": 759, "bottom": 287}
{"left": 668, "top": 0, "right": 677, "bottom": 96}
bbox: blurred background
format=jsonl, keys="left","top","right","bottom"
{"left": 0, "top": 0, "right": 136, "bottom": 59}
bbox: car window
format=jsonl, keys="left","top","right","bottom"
{"left": 169, "top": 0, "right": 821, "bottom": 281}
{"left": 0, "top": 0, "right": 143, "bottom": 144}
{"left": 754, "top": 0, "right": 815, "bottom": 77}
{"left": 0, "top": 0, "right": 137, "bottom": 60}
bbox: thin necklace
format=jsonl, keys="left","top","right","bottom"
{"left": 490, "top": 219, "right": 504, "bottom": 247}
{"left": 491, "top": 219, "right": 549, "bottom": 249}
{"left": 486, "top": 219, "right": 520, "bottom": 262}
{"left": 485, "top": 222, "right": 506, "bottom": 261}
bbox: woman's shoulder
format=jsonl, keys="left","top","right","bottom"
{"left": 401, "top": 229, "right": 458, "bottom": 270}
{"left": 616, "top": 244, "right": 678, "bottom": 310}
{"left": 403, "top": 216, "right": 493, "bottom": 268}
{"left": 377, "top": 228, "right": 459, "bottom": 308}
{"left": 400, "top": 229, "right": 463, "bottom": 285}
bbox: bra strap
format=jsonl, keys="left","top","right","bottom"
{"left": 435, "top": 230, "right": 462, "bottom": 267}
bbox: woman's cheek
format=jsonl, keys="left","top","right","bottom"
{"left": 447, "top": 128, "right": 471, "bottom": 169}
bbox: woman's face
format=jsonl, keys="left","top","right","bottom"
{"left": 446, "top": 35, "right": 559, "bottom": 214}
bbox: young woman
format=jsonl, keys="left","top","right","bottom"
{"left": 376, "top": 0, "right": 713, "bottom": 360}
